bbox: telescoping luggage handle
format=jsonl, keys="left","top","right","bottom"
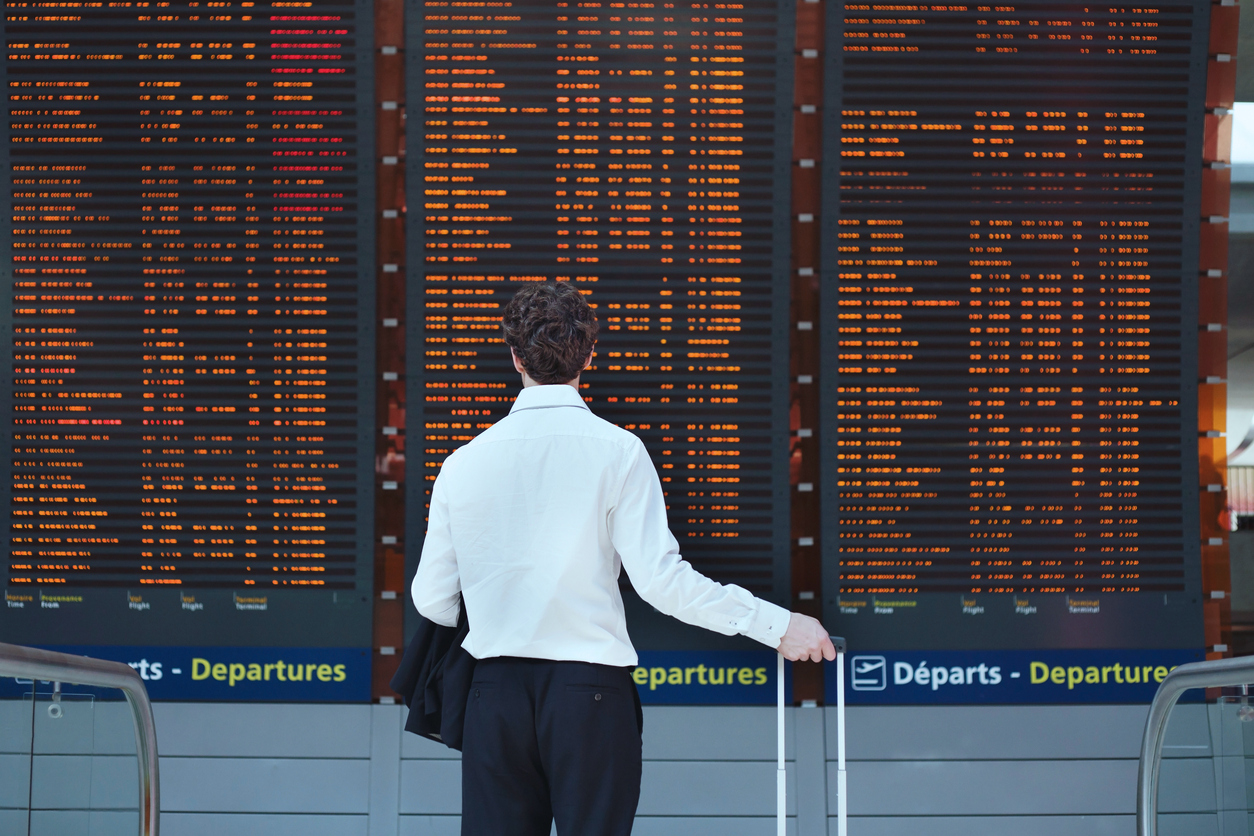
{"left": 777, "top": 636, "right": 847, "bottom": 836}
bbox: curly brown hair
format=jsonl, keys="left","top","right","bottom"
{"left": 501, "top": 282, "right": 599, "bottom": 385}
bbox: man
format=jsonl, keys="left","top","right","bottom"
{"left": 413, "top": 282, "right": 835, "bottom": 836}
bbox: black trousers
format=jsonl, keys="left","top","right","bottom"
{"left": 461, "top": 656, "right": 643, "bottom": 836}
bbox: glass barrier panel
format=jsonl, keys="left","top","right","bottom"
{"left": 29, "top": 683, "right": 138, "bottom": 836}
{"left": 1157, "top": 696, "right": 1217, "bottom": 834}
{"left": 1156, "top": 692, "right": 1254, "bottom": 836}
{"left": 0, "top": 683, "right": 35, "bottom": 836}
{"left": 1216, "top": 695, "right": 1254, "bottom": 836}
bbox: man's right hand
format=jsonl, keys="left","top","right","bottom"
{"left": 778, "top": 612, "right": 837, "bottom": 663}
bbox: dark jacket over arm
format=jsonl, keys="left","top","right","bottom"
{"left": 389, "top": 612, "right": 474, "bottom": 751}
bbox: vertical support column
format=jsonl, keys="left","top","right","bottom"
{"left": 790, "top": 0, "right": 825, "bottom": 705}
{"left": 367, "top": 704, "right": 403, "bottom": 836}
{"left": 373, "top": 0, "right": 407, "bottom": 700}
{"left": 1199, "top": 0, "right": 1236, "bottom": 663}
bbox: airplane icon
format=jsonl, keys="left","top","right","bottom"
{"left": 850, "top": 655, "right": 887, "bottom": 691}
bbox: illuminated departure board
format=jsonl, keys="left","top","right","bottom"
{"left": 0, "top": 0, "right": 377, "bottom": 653}
{"left": 404, "top": 0, "right": 796, "bottom": 624}
{"left": 820, "top": 0, "right": 1208, "bottom": 651}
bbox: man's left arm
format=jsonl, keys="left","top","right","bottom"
{"left": 610, "top": 441, "right": 836, "bottom": 662}
{"left": 411, "top": 473, "right": 462, "bottom": 626}
{"left": 609, "top": 440, "right": 791, "bottom": 648}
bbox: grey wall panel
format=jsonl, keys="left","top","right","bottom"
{"left": 1157, "top": 757, "right": 1218, "bottom": 813}
{"left": 29, "top": 755, "right": 92, "bottom": 809}
{"left": 833, "top": 815, "right": 1135, "bottom": 836}
{"left": 1219, "top": 811, "right": 1249, "bottom": 835}
{"left": 828, "top": 705, "right": 1210, "bottom": 760}
{"left": 162, "top": 813, "right": 369, "bottom": 836}
{"left": 794, "top": 708, "right": 829, "bottom": 835}
{"left": 1159, "top": 813, "right": 1222, "bottom": 836}
{"left": 369, "top": 705, "right": 402, "bottom": 836}
{"left": 400, "top": 732, "right": 460, "bottom": 761}
{"left": 837, "top": 758, "right": 1216, "bottom": 819}
{"left": 833, "top": 760, "right": 1139, "bottom": 816}
{"left": 0, "top": 701, "right": 32, "bottom": 754}
{"left": 0, "top": 753, "right": 31, "bottom": 807}
{"left": 0, "top": 809, "right": 28, "bottom": 836}
{"left": 1, "top": 700, "right": 135, "bottom": 756}
{"left": 398, "top": 815, "right": 461, "bottom": 836}
{"left": 1164, "top": 704, "right": 1216, "bottom": 757}
{"left": 633, "top": 817, "right": 796, "bottom": 836}
{"left": 89, "top": 755, "right": 139, "bottom": 810}
{"left": 638, "top": 762, "right": 794, "bottom": 816}
{"left": 86, "top": 810, "right": 138, "bottom": 836}
{"left": 398, "top": 760, "right": 462, "bottom": 815}
{"left": 643, "top": 707, "right": 792, "bottom": 760}
{"left": 28, "top": 810, "right": 88, "bottom": 836}
{"left": 836, "top": 815, "right": 1219, "bottom": 836}
{"left": 160, "top": 757, "right": 370, "bottom": 814}
{"left": 153, "top": 704, "right": 372, "bottom": 758}
{"left": 91, "top": 703, "right": 139, "bottom": 756}
{"left": 1216, "top": 754, "right": 1247, "bottom": 810}
{"left": 26, "top": 811, "right": 143, "bottom": 836}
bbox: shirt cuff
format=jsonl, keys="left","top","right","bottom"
{"left": 415, "top": 595, "right": 461, "bottom": 629}
{"left": 744, "top": 599, "right": 792, "bottom": 649}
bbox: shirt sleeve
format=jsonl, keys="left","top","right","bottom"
{"left": 411, "top": 469, "right": 462, "bottom": 627}
{"left": 608, "top": 439, "right": 792, "bottom": 649}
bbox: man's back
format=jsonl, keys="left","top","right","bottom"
{"left": 414, "top": 382, "right": 793, "bottom": 667}
{"left": 429, "top": 384, "right": 641, "bottom": 664}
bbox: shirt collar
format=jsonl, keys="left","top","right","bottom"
{"left": 508, "top": 384, "right": 591, "bottom": 414}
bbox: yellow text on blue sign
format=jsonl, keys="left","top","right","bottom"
{"left": 633, "top": 664, "right": 769, "bottom": 691}
{"left": 191, "top": 658, "right": 347, "bottom": 687}
{"left": 1030, "top": 661, "right": 1176, "bottom": 690}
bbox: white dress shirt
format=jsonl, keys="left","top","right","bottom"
{"left": 411, "top": 383, "right": 792, "bottom": 667}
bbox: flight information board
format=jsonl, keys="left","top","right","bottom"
{"left": 819, "top": 0, "right": 1209, "bottom": 666}
{"left": 405, "top": 0, "right": 796, "bottom": 641}
{"left": 0, "top": 0, "right": 377, "bottom": 690}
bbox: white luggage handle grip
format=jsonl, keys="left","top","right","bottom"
{"left": 777, "top": 637, "right": 848, "bottom": 836}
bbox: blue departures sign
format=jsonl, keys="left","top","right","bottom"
{"left": 2, "top": 647, "right": 1205, "bottom": 705}
{"left": 0, "top": 646, "right": 370, "bottom": 702}
{"left": 826, "top": 649, "right": 1204, "bottom": 705}
{"left": 630, "top": 649, "right": 1204, "bottom": 706}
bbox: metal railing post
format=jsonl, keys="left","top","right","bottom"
{"left": 0, "top": 642, "right": 160, "bottom": 836}
{"left": 1137, "top": 655, "right": 1254, "bottom": 836}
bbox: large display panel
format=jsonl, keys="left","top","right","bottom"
{"left": 1, "top": 0, "right": 376, "bottom": 700}
{"left": 405, "top": 0, "right": 796, "bottom": 656}
{"left": 820, "top": 0, "right": 1210, "bottom": 703}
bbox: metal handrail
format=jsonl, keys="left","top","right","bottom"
{"left": 0, "top": 641, "right": 159, "bottom": 836}
{"left": 1137, "top": 654, "right": 1254, "bottom": 836}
